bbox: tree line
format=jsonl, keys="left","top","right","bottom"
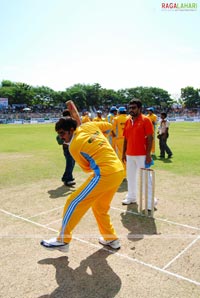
{"left": 0, "top": 80, "right": 199, "bottom": 110}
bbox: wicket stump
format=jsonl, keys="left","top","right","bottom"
{"left": 139, "top": 168, "right": 155, "bottom": 217}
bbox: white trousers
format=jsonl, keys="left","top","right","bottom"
{"left": 126, "top": 155, "right": 154, "bottom": 209}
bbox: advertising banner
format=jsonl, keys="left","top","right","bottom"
{"left": 0, "top": 98, "right": 8, "bottom": 109}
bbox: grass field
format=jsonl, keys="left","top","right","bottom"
{"left": 153, "top": 122, "right": 200, "bottom": 176}
{"left": 0, "top": 122, "right": 200, "bottom": 188}
{"left": 0, "top": 123, "right": 81, "bottom": 187}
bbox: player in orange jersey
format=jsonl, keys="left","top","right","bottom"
{"left": 122, "top": 99, "right": 157, "bottom": 210}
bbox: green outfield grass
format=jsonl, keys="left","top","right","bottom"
{"left": 154, "top": 122, "right": 200, "bottom": 176}
{"left": 0, "top": 122, "right": 200, "bottom": 187}
{"left": 0, "top": 123, "right": 78, "bottom": 187}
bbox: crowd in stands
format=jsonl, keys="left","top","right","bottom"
{"left": 0, "top": 104, "right": 200, "bottom": 122}
{"left": 0, "top": 106, "right": 63, "bottom": 121}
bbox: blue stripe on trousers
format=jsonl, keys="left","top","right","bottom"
{"left": 60, "top": 175, "right": 100, "bottom": 241}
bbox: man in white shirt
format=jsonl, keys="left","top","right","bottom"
{"left": 157, "top": 112, "right": 173, "bottom": 158}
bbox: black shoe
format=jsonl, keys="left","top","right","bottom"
{"left": 168, "top": 154, "right": 173, "bottom": 158}
{"left": 159, "top": 155, "right": 165, "bottom": 158}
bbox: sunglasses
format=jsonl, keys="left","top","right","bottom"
{"left": 58, "top": 130, "right": 69, "bottom": 137}
{"left": 129, "top": 105, "right": 138, "bottom": 110}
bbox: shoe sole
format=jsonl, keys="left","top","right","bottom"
{"left": 41, "top": 246, "right": 69, "bottom": 252}
{"left": 40, "top": 242, "right": 69, "bottom": 252}
{"left": 122, "top": 201, "right": 137, "bottom": 205}
{"left": 99, "top": 241, "right": 121, "bottom": 250}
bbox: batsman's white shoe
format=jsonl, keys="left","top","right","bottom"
{"left": 40, "top": 237, "right": 69, "bottom": 252}
{"left": 122, "top": 198, "right": 137, "bottom": 205}
{"left": 99, "top": 237, "right": 121, "bottom": 249}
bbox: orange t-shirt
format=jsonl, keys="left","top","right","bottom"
{"left": 123, "top": 114, "right": 153, "bottom": 155}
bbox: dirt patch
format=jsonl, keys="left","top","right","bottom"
{"left": 0, "top": 171, "right": 200, "bottom": 297}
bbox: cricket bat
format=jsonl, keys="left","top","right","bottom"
{"left": 66, "top": 100, "right": 82, "bottom": 126}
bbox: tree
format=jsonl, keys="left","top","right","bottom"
{"left": 0, "top": 81, "right": 34, "bottom": 106}
{"left": 13, "top": 83, "right": 34, "bottom": 106}
{"left": 181, "top": 86, "right": 200, "bottom": 108}
{"left": 82, "top": 83, "right": 102, "bottom": 108}
{"left": 99, "top": 88, "right": 119, "bottom": 107}
{"left": 31, "top": 86, "right": 55, "bottom": 107}
{"left": 2, "top": 79, "right": 198, "bottom": 111}
{"left": 125, "top": 86, "right": 171, "bottom": 108}
{"left": 0, "top": 86, "right": 15, "bottom": 104}
{"left": 65, "top": 84, "right": 87, "bottom": 110}
{"left": 52, "top": 91, "right": 68, "bottom": 106}
{"left": 116, "top": 89, "right": 129, "bottom": 104}
{"left": 1, "top": 80, "right": 15, "bottom": 87}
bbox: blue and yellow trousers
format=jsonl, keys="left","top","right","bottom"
{"left": 58, "top": 170, "right": 124, "bottom": 243}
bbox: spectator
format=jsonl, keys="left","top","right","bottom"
{"left": 56, "top": 109, "right": 75, "bottom": 186}
{"left": 112, "top": 106, "right": 129, "bottom": 170}
{"left": 106, "top": 106, "right": 118, "bottom": 149}
{"left": 81, "top": 110, "right": 91, "bottom": 123}
{"left": 157, "top": 112, "right": 173, "bottom": 159}
{"left": 92, "top": 110, "right": 105, "bottom": 122}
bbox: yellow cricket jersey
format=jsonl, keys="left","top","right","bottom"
{"left": 81, "top": 115, "right": 91, "bottom": 123}
{"left": 92, "top": 116, "right": 105, "bottom": 122}
{"left": 69, "top": 122, "right": 124, "bottom": 176}
{"left": 106, "top": 113, "right": 115, "bottom": 123}
{"left": 147, "top": 113, "right": 157, "bottom": 129}
{"left": 112, "top": 114, "right": 129, "bottom": 138}
{"left": 105, "top": 114, "right": 116, "bottom": 146}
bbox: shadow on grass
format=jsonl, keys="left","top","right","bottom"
{"left": 48, "top": 185, "right": 75, "bottom": 199}
{"left": 121, "top": 204, "right": 157, "bottom": 243}
{"left": 38, "top": 249, "right": 121, "bottom": 298}
{"left": 153, "top": 154, "right": 173, "bottom": 163}
{"left": 152, "top": 155, "right": 158, "bottom": 161}
{"left": 156, "top": 157, "right": 173, "bottom": 164}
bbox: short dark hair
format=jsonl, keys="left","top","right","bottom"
{"left": 129, "top": 98, "right": 142, "bottom": 109}
{"left": 55, "top": 117, "right": 77, "bottom": 132}
{"left": 161, "top": 112, "right": 167, "bottom": 118}
{"left": 62, "top": 109, "right": 70, "bottom": 117}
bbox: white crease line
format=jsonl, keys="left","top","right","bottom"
{"left": 27, "top": 206, "right": 63, "bottom": 219}
{"left": 45, "top": 218, "right": 62, "bottom": 226}
{"left": 0, "top": 208, "right": 57, "bottom": 233}
{"left": 156, "top": 218, "right": 200, "bottom": 232}
{"left": 73, "top": 238, "right": 200, "bottom": 287}
{"left": 111, "top": 206, "right": 200, "bottom": 231}
{"left": 0, "top": 233, "right": 199, "bottom": 240}
{"left": 1, "top": 208, "right": 200, "bottom": 287}
{"left": 162, "top": 235, "right": 200, "bottom": 270}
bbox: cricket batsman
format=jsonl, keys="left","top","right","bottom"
{"left": 41, "top": 118, "right": 124, "bottom": 252}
